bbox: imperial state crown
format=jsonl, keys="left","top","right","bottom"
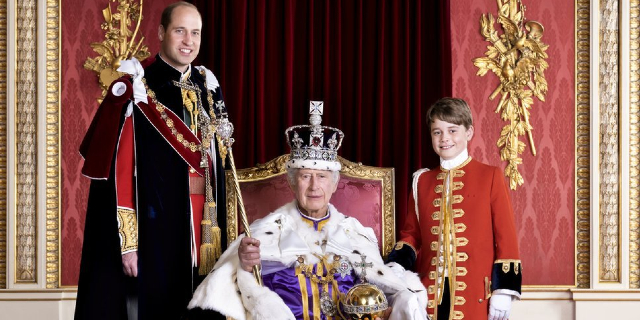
{"left": 285, "top": 101, "right": 344, "bottom": 171}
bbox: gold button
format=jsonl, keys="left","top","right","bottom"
{"left": 478, "top": 299, "right": 483, "bottom": 303}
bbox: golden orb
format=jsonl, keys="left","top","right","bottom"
{"left": 342, "top": 283, "right": 388, "bottom": 320}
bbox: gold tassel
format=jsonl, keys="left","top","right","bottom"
{"left": 199, "top": 218, "right": 213, "bottom": 275}
{"left": 197, "top": 226, "right": 221, "bottom": 275}
{"left": 199, "top": 242, "right": 215, "bottom": 275}
{"left": 211, "top": 225, "right": 222, "bottom": 261}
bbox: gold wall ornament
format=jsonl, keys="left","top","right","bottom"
{"left": 0, "top": 0, "right": 7, "bottom": 289}
{"left": 46, "top": 0, "right": 61, "bottom": 289}
{"left": 84, "top": 0, "right": 150, "bottom": 99}
{"left": 472, "top": 0, "right": 549, "bottom": 190}
{"left": 575, "top": 0, "right": 591, "bottom": 289}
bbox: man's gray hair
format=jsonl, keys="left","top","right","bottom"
{"left": 286, "top": 168, "right": 340, "bottom": 187}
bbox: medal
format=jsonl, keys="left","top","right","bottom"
{"left": 319, "top": 290, "right": 337, "bottom": 316}
{"left": 337, "top": 255, "right": 353, "bottom": 278}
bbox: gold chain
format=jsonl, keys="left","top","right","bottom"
{"left": 142, "top": 78, "right": 200, "bottom": 153}
{"left": 296, "top": 254, "right": 341, "bottom": 285}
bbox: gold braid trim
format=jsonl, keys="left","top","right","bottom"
{"left": 494, "top": 259, "right": 522, "bottom": 274}
{"left": 117, "top": 208, "right": 138, "bottom": 253}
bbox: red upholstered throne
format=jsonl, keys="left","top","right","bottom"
{"left": 225, "top": 155, "right": 396, "bottom": 257}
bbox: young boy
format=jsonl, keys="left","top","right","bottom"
{"left": 387, "top": 98, "right": 522, "bottom": 320}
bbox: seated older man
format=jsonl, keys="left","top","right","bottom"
{"left": 189, "top": 102, "right": 428, "bottom": 320}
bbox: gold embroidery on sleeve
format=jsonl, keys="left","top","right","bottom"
{"left": 117, "top": 208, "right": 138, "bottom": 253}
{"left": 494, "top": 259, "right": 522, "bottom": 273}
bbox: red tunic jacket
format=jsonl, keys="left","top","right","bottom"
{"left": 397, "top": 157, "right": 522, "bottom": 320}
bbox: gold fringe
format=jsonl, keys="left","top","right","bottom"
{"left": 198, "top": 224, "right": 222, "bottom": 275}
{"left": 199, "top": 243, "right": 215, "bottom": 275}
{"left": 211, "top": 225, "right": 222, "bottom": 261}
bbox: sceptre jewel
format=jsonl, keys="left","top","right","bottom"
{"left": 214, "top": 106, "right": 233, "bottom": 167}
{"left": 209, "top": 95, "right": 262, "bottom": 286}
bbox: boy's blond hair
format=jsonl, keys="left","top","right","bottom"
{"left": 426, "top": 97, "right": 473, "bottom": 129}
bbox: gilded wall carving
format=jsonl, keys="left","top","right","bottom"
{"left": 576, "top": 0, "right": 591, "bottom": 288}
{"left": 0, "top": 0, "right": 7, "bottom": 289}
{"left": 472, "top": 0, "right": 549, "bottom": 190}
{"left": 46, "top": 0, "right": 60, "bottom": 289}
{"left": 630, "top": 0, "right": 640, "bottom": 289}
{"left": 598, "top": 0, "right": 620, "bottom": 282}
{"left": 15, "top": 0, "right": 37, "bottom": 283}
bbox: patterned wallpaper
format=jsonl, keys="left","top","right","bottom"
{"left": 451, "top": 0, "right": 575, "bottom": 285}
{"left": 60, "top": 0, "right": 174, "bottom": 286}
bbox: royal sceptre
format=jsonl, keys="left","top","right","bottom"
{"left": 215, "top": 112, "right": 264, "bottom": 286}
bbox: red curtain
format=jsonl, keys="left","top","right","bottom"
{"left": 191, "top": 0, "right": 451, "bottom": 233}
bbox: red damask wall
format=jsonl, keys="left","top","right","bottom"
{"left": 451, "top": 0, "right": 575, "bottom": 285}
{"left": 60, "top": 0, "right": 175, "bottom": 286}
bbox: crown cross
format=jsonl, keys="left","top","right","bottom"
{"left": 310, "top": 101, "right": 323, "bottom": 115}
{"left": 354, "top": 254, "right": 373, "bottom": 283}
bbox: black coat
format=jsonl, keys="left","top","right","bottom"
{"left": 75, "top": 56, "right": 229, "bottom": 320}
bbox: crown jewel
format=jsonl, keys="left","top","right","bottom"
{"left": 285, "top": 101, "right": 344, "bottom": 171}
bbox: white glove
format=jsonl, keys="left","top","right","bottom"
{"left": 488, "top": 293, "right": 512, "bottom": 320}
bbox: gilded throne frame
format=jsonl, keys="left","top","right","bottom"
{"left": 225, "top": 155, "right": 396, "bottom": 258}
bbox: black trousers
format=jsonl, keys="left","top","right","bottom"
{"left": 437, "top": 279, "right": 451, "bottom": 320}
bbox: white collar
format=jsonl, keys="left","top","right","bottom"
{"left": 296, "top": 203, "right": 330, "bottom": 222}
{"left": 440, "top": 149, "right": 469, "bottom": 170}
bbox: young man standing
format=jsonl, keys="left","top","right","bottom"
{"left": 75, "top": 2, "right": 231, "bottom": 319}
